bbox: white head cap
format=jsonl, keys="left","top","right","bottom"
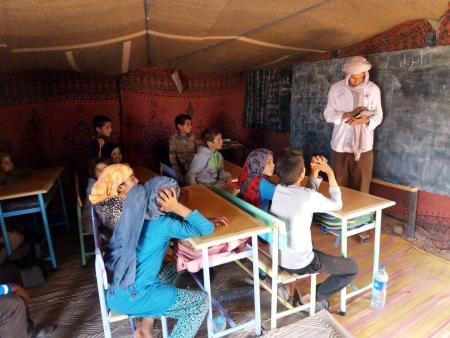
{"left": 342, "top": 56, "right": 372, "bottom": 75}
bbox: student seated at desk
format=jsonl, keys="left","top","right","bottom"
{"left": 101, "top": 142, "right": 122, "bottom": 164}
{"left": 270, "top": 149, "right": 358, "bottom": 310}
{"left": 0, "top": 152, "right": 31, "bottom": 186}
{"left": 90, "top": 165, "right": 213, "bottom": 338}
{"left": 87, "top": 115, "right": 113, "bottom": 161}
{"left": 238, "top": 148, "right": 276, "bottom": 212}
{"left": 81, "top": 158, "right": 110, "bottom": 234}
{"left": 169, "top": 114, "right": 197, "bottom": 183}
{"left": 186, "top": 128, "right": 232, "bottom": 191}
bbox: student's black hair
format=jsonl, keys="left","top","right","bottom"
{"left": 174, "top": 114, "right": 192, "bottom": 129}
{"left": 87, "top": 157, "right": 111, "bottom": 178}
{"left": 277, "top": 148, "right": 305, "bottom": 186}
{"left": 93, "top": 115, "right": 112, "bottom": 130}
{"left": 201, "top": 128, "right": 221, "bottom": 144}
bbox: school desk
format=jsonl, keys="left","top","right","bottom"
{"left": 132, "top": 165, "right": 158, "bottom": 183}
{"left": 223, "top": 159, "right": 242, "bottom": 183}
{"left": 184, "top": 185, "right": 270, "bottom": 338}
{"left": 314, "top": 180, "right": 395, "bottom": 314}
{"left": 212, "top": 160, "right": 396, "bottom": 313}
{"left": 0, "top": 167, "right": 69, "bottom": 269}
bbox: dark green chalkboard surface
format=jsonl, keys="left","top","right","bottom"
{"left": 290, "top": 46, "right": 450, "bottom": 195}
{"left": 244, "top": 69, "right": 292, "bottom": 132}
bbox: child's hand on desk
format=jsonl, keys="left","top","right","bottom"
{"left": 208, "top": 216, "right": 229, "bottom": 228}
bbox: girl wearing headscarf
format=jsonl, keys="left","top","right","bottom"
{"left": 238, "top": 148, "right": 276, "bottom": 211}
{"left": 90, "top": 164, "right": 214, "bottom": 338}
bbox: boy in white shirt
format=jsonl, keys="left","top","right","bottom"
{"left": 270, "top": 149, "right": 358, "bottom": 309}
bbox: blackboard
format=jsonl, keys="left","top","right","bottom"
{"left": 244, "top": 69, "right": 292, "bottom": 132}
{"left": 290, "top": 46, "right": 450, "bottom": 195}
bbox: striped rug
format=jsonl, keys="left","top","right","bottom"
{"left": 26, "top": 224, "right": 450, "bottom": 337}
{"left": 310, "top": 227, "right": 450, "bottom": 338}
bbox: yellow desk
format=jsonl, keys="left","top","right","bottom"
{"left": 0, "top": 167, "right": 68, "bottom": 269}
{"left": 184, "top": 185, "right": 270, "bottom": 337}
{"left": 223, "top": 160, "right": 242, "bottom": 183}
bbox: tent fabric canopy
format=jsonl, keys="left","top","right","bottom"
{"left": 0, "top": 0, "right": 447, "bottom": 74}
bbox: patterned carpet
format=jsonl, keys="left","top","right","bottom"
{"left": 27, "top": 224, "right": 450, "bottom": 337}
{"left": 262, "top": 310, "right": 353, "bottom": 338}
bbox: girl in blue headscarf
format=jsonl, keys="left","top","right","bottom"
{"left": 90, "top": 165, "right": 215, "bottom": 338}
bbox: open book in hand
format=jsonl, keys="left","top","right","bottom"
{"left": 353, "top": 110, "right": 375, "bottom": 119}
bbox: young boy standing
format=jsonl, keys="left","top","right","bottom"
{"left": 87, "top": 115, "right": 112, "bottom": 161}
{"left": 186, "top": 128, "right": 231, "bottom": 188}
{"left": 169, "top": 114, "right": 197, "bottom": 181}
{"left": 270, "top": 149, "right": 358, "bottom": 309}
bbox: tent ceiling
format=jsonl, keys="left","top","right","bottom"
{"left": 0, "top": 0, "right": 447, "bottom": 74}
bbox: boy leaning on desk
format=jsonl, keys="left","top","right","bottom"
{"left": 270, "top": 148, "right": 359, "bottom": 310}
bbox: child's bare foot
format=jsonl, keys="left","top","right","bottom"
{"left": 135, "top": 327, "right": 154, "bottom": 338}
{"left": 135, "top": 317, "right": 154, "bottom": 338}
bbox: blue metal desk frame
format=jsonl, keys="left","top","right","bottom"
{"left": 0, "top": 173, "right": 69, "bottom": 269}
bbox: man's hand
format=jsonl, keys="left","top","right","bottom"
{"left": 343, "top": 106, "right": 366, "bottom": 123}
{"left": 347, "top": 115, "right": 370, "bottom": 126}
{"left": 13, "top": 284, "right": 30, "bottom": 305}
{"left": 342, "top": 112, "right": 354, "bottom": 121}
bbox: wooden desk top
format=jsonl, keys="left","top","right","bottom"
{"left": 184, "top": 185, "right": 270, "bottom": 249}
{"left": 223, "top": 160, "right": 242, "bottom": 183}
{"left": 0, "top": 167, "right": 63, "bottom": 201}
{"left": 308, "top": 179, "right": 395, "bottom": 219}
{"left": 133, "top": 166, "right": 158, "bottom": 183}
{"left": 222, "top": 141, "right": 242, "bottom": 151}
{"left": 218, "top": 160, "right": 394, "bottom": 218}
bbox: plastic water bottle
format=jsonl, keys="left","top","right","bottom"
{"left": 212, "top": 315, "right": 227, "bottom": 333}
{"left": 371, "top": 264, "right": 388, "bottom": 310}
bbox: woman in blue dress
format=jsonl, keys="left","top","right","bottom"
{"left": 90, "top": 164, "right": 215, "bottom": 338}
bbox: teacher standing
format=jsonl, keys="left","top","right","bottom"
{"left": 324, "top": 56, "right": 383, "bottom": 193}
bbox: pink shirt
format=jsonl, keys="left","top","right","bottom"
{"left": 324, "top": 79, "right": 383, "bottom": 153}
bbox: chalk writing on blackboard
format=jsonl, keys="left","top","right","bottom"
{"left": 244, "top": 69, "right": 292, "bottom": 132}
